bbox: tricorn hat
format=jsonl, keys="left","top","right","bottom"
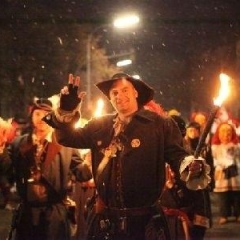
{"left": 30, "top": 98, "right": 53, "bottom": 114}
{"left": 95, "top": 73, "right": 154, "bottom": 106}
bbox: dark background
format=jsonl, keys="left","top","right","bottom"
{"left": 1, "top": 0, "right": 240, "bottom": 119}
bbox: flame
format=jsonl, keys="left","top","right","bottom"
{"left": 93, "top": 98, "right": 104, "bottom": 118}
{"left": 213, "top": 73, "right": 230, "bottom": 107}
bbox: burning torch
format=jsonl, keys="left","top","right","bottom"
{"left": 181, "top": 73, "right": 231, "bottom": 190}
{"left": 194, "top": 73, "right": 231, "bottom": 158}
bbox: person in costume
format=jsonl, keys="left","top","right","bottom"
{"left": 45, "top": 73, "right": 210, "bottom": 240}
{"left": 9, "top": 98, "right": 92, "bottom": 240}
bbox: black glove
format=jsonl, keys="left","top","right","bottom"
{"left": 60, "top": 83, "right": 81, "bottom": 111}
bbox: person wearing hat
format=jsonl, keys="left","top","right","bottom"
{"left": 184, "top": 121, "right": 202, "bottom": 154}
{"left": 160, "top": 120, "right": 212, "bottom": 240}
{"left": 8, "top": 98, "right": 92, "bottom": 240}
{"left": 45, "top": 73, "right": 210, "bottom": 239}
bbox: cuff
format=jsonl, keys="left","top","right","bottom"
{"left": 55, "top": 107, "right": 79, "bottom": 123}
{"left": 180, "top": 155, "right": 211, "bottom": 190}
{"left": 193, "top": 214, "right": 210, "bottom": 228}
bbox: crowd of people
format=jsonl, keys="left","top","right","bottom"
{"left": 0, "top": 72, "right": 240, "bottom": 240}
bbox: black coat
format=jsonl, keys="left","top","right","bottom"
{"left": 53, "top": 109, "right": 187, "bottom": 208}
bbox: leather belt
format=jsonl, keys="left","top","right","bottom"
{"left": 103, "top": 206, "right": 156, "bottom": 217}
{"left": 25, "top": 198, "right": 63, "bottom": 208}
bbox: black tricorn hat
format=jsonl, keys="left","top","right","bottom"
{"left": 95, "top": 73, "right": 154, "bottom": 106}
{"left": 30, "top": 98, "right": 53, "bottom": 114}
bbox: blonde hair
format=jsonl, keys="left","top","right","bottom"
{"left": 0, "top": 117, "right": 12, "bottom": 131}
{"left": 0, "top": 117, "right": 12, "bottom": 153}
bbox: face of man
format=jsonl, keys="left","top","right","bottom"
{"left": 186, "top": 127, "right": 200, "bottom": 139}
{"left": 109, "top": 79, "right": 138, "bottom": 115}
{"left": 32, "top": 109, "right": 51, "bottom": 132}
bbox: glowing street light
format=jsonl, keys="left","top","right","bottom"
{"left": 116, "top": 59, "right": 132, "bottom": 67}
{"left": 113, "top": 15, "right": 140, "bottom": 28}
{"left": 86, "top": 14, "right": 140, "bottom": 108}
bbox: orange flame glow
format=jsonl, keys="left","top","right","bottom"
{"left": 213, "top": 73, "right": 230, "bottom": 107}
{"left": 94, "top": 98, "right": 104, "bottom": 118}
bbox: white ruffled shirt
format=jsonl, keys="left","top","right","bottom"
{"left": 180, "top": 155, "right": 211, "bottom": 190}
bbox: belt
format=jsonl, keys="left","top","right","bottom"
{"left": 24, "top": 199, "right": 63, "bottom": 208}
{"left": 81, "top": 186, "right": 95, "bottom": 190}
{"left": 103, "top": 206, "right": 156, "bottom": 217}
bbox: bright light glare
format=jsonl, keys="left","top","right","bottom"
{"left": 74, "top": 118, "right": 88, "bottom": 129}
{"left": 94, "top": 99, "right": 104, "bottom": 118}
{"left": 116, "top": 59, "right": 132, "bottom": 67}
{"left": 132, "top": 74, "right": 140, "bottom": 79}
{"left": 48, "top": 94, "right": 60, "bottom": 110}
{"left": 114, "top": 15, "right": 140, "bottom": 28}
{"left": 213, "top": 73, "right": 230, "bottom": 106}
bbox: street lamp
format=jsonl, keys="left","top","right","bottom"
{"left": 113, "top": 15, "right": 140, "bottom": 28}
{"left": 116, "top": 59, "right": 132, "bottom": 67}
{"left": 86, "top": 14, "right": 140, "bottom": 108}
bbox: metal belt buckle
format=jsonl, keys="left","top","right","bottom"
{"left": 119, "top": 216, "right": 127, "bottom": 233}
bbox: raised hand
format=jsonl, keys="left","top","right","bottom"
{"left": 60, "top": 74, "right": 81, "bottom": 111}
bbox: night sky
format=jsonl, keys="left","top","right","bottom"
{"left": 1, "top": 0, "right": 240, "bottom": 118}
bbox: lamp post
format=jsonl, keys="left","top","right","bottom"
{"left": 86, "top": 27, "right": 102, "bottom": 108}
{"left": 86, "top": 14, "right": 140, "bottom": 108}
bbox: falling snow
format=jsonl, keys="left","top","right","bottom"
{"left": 0, "top": 1, "right": 240, "bottom": 118}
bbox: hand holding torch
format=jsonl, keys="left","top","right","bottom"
{"left": 183, "top": 73, "right": 231, "bottom": 190}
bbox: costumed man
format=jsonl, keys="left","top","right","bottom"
{"left": 9, "top": 98, "right": 92, "bottom": 240}
{"left": 161, "top": 120, "right": 212, "bottom": 240}
{"left": 45, "top": 73, "right": 210, "bottom": 240}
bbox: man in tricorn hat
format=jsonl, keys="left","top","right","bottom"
{"left": 9, "top": 98, "right": 92, "bottom": 240}
{"left": 45, "top": 73, "right": 210, "bottom": 239}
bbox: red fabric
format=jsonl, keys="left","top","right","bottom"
{"left": 162, "top": 207, "right": 192, "bottom": 227}
{"left": 144, "top": 100, "right": 166, "bottom": 116}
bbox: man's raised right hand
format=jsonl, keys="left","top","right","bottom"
{"left": 60, "top": 74, "right": 81, "bottom": 111}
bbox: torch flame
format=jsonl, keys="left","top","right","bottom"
{"left": 94, "top": 98, "right": 104, "bottom": 118}
{"left": 213, "top": 73, "right": 230, "bottom": 107}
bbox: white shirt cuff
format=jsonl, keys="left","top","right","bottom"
{"left": 180, "top": 155, "right": 211, "bottom": 190}
{"left": 54, "top": 107, "right": 79, "bottom": 123}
